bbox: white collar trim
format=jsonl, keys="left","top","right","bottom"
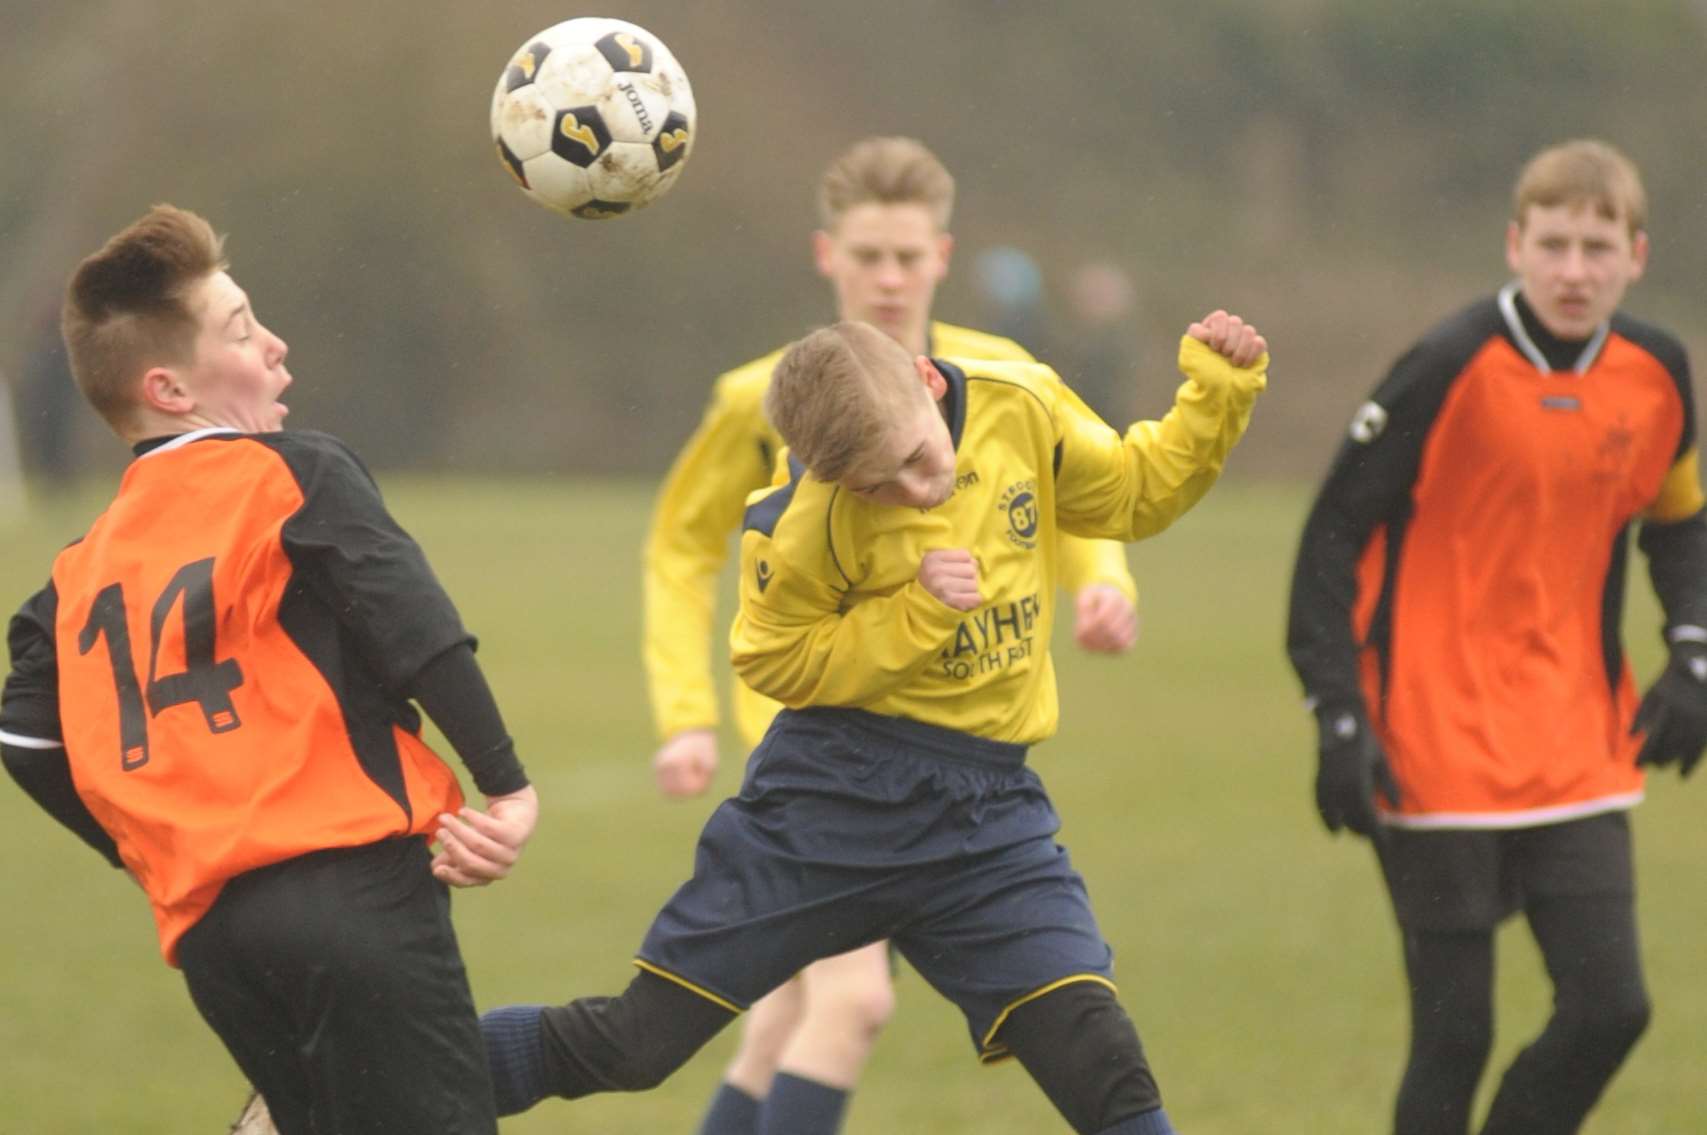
{"left": 1497, "top": 281, "right": 1609, "bottom": 376}
{"left": 139, "top": 427, "right": 242, "bottom": 459}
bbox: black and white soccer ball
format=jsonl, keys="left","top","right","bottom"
{"left": 490, "top": 17, "right": 696, "bottom": 220}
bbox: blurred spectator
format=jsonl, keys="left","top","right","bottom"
{"left": 972, "top": 245, "right": 1051, "bottom": 359}
{"left": 1058, "top": 260, "right": 1149, "bottom": 425}
{"left": 15, "top": 300, "right": 76, "bottom": 493}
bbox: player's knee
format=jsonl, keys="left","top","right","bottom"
{"left": 1570, "top": 984, "right": 1651, "bottom": 1059}
{"left": 1612, "top": 991, "right": 1653, "bottom": 1050}
{"left": 1001, "top": 982, "right": 1161, "bottom": 1134}
{"left": 806, "top": 973, "right": 896, "bottom": 1043}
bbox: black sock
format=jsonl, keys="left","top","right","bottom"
{"left": 479, "top": 1004, "right": 548, "bottom": 1116}
{"left": 758, "top": 1072, "right": 849, "bottom": 1135}
{"left": 697, "top": 1081, "right": 761, "bottom": 1135}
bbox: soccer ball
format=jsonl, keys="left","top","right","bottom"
{"left": 490, "top": 18, "right": 696, "bottom": 220}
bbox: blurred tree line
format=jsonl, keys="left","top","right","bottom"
{"left": 4, "top": 0, "right": 1707, "bottom": 483}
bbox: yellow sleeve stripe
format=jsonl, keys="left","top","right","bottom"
{"left": 1646, "top": 448, "right": 1707, "bottom": 523}
{"left": 977, "top": 973, "right": 1119, "bottom": 1062}
{"left": 632, "top": 959, "right": 745, "bottom": 1014}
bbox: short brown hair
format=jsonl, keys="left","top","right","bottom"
{"left": 1513, "top": 139, "right": 1647, "bottom": 236}
{"left": 61, "top": 204, "right": 227, "bottom": 429}
{"left": 817, "top": 137, "right": 955, "bottom": 230}
{"left": 767, "top": 321, "right": 920, "bottom": 482}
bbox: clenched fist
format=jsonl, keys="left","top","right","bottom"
{"left": 1186, "top": 310, "right": 1267, "bottom": 368}
{"left": 919, "top": 548, "right": 982, "bottom": 611}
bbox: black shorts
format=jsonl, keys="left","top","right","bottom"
{"left": 637, "top": 707, "right": 1116, "bottom": 1061}
{"left": 176, "top": 836, "right": 495, "bottom": 1135}
{"left": 1376, "top": 810, "right": 1635, "bottom": 933}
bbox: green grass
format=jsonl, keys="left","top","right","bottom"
{"left": 1, "top": 476, "right": 1702, "bottom": 1132}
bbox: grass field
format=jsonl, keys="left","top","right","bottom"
{"left": 1, "top": 475, "right": 1702, "bottom": 1133}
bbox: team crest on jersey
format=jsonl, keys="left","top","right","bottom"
{"left": 1593, "top": 418, "right": 1636, "bottom": 483}
{"left": 1348, "top": 400, "right": 1388, "bottom": 444}
{"left": 997, "top": 480, "right": 1039, "bottom": 549}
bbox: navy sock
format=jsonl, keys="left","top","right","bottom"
{"left": 480, "top": 1003, "right": 548, "bottom": 1116}
{"left": 1098, "top": 1107, "right": 1176, "bottom": 1135}
{"left": 757, "top": 1072, "right": 849, "bottom": 1135}
{"left": 697, "top": 1081, "right": 761, "bottom": 1135}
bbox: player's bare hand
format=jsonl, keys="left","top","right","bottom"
{"left": 919, "top": 548, "right": 982, "bottom": 611}
{"left": 654, "top": 728, "right": 718, "bottom": 797}
{"left": 1073, "top": 584, "right": 1139, "bottom": 654}
{"left": 432, "top": 784, "right": 539, "bottom": 887}
{"left": 1187, "top": 310, "right": 1267, "bottom": 369}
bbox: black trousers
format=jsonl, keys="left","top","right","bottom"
{"left": 1379, "top": 815, "right": 1650, "bottom": 1134}
{"left": 177, "top": 837, "right": 496, "bottom": 1135}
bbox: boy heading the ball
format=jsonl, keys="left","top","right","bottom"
{"left": 0, "top": 205, "right": 538, "bottom": 1135}
{"left": 484, "top": 311, "right": 1268, "bottom": 1135}
{"left": 644, "top": 135, "right": 1138, "bottom": 1135}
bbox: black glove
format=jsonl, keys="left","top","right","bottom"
{"left": 1313, "top": 700, "right": 1401, "bottom": 837}
{"left": 1633, "top": 642, "right": 1707, "bottom": 777}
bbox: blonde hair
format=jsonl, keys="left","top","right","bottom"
{"left": 62, "top": 204, "right": 227, "bottom": 430}
{"left": 767, "top": 321, "right": 921, "bottom": 482}
{"left": 1513, "top": 139, "right": 1647, "bottom": 236}
{"left": 817, "top": 136, "right": 955, "bottom": 230}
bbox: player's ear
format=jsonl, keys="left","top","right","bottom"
{"left": 812, "top": 229, "right": 835, "bottom": 278}
{"left": 1629, "top": 228, "right": 1650, "bottom": 282}
{"left": 935, "top": 231, "right": 954, "bottom": 276}
{"left": 139, "top": 366, "right": 194, "bottom": 416}
{"left": 1504, "top": 219, "right": 1523, "bottom": 275}
{"left": 915, "top": 356, "right": 948, "bottom": 401}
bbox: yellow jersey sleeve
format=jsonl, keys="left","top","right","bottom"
{"left": 1055, "top": 335, "right": 1268, "bottom": 542}
{"left": 1645, "top": 448, "right": 1706, "bottom": 523}
{"left": 641, "top": 365, "right": 777, "bottom": 740}
{"left": 1055, "top": 534, "right": 1137, "bottom": 603}
{"left": 730, "top": 490, "right": 965, "bottom": 709}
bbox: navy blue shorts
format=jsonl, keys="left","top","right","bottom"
{"left": 637, "top": 707, "right": 1116, "bottom": 1060}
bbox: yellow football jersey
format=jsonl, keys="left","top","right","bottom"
{"left": 642, "top": 322, "right": 1135, "bottom": 748}
{"left": 731, "top": 338, "right": 1267, "bottom": 744}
